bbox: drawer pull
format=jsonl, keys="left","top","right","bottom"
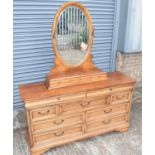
{"left": 54, "top": 131, "right": 64, "bottom": 137}
{"left": 116, "top": 95, "right": 126, "bottom": 100}
{"left": 38, "top": 110, "right": 50, "bottom": 116}
{"left": 80, "top": 102, "right": 90, "bottom": 107}
{"left": 57, "top": 97, "right": 60, "bottom": 100}
{"left": 104, "top": 108, "right": 112, "bottom": 113}
{"left": 53, "top": 120, "right": 64, "bottom": 125}
{"left": 103, "top": 119, "right": 111, "bottom": 124}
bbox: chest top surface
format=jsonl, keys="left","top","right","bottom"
{"left": 19, "top": 72, "right": 136, "bottom": 102}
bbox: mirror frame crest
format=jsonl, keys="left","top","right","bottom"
{"left": 51, "top": 1, "right": 96, "bottom": 73}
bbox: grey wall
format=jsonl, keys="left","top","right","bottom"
{"left": 117, "top": 0, "right": 128, "bottom": 51}
{"left": 117, "top": 0, "right": 142, "bottom": 53}
{"left": 13, "top": 0, "right": 120, "bottom": 110}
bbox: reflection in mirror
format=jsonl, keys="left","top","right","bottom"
{"left": 55, "top": 6, "right": 89, "bottom": 64}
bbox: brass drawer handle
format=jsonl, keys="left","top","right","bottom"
{"left": 116, "top": 95, "right": 126, "bottom": 100}
{"left": 53, "top": 120, "right": 64, "bottom": 125}
{"left": 54, "top": 131, "right": 64, "bottom": 137}
{"left": 104, "top": 108, "right": 112, "bottom": 113}
{"left": 80, "top": 102, "right": 90, "bottom": 107}
{"left": 57, "top": 97, "right": 61, "bottom": 100}
{"left": 38, "top": 110, "right": 50, "bottom": 116}
{"left": 103, "top": 119, "right": 111, "bottom": 124}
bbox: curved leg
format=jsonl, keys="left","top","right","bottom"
{"left": 31, "top": 148, "right": 49, "bottom": 155}
{"left": 115, "top": 127, "right": 129, "bottom": 132}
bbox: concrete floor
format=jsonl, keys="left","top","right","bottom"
{"left": 13, "top": 87, "right": 142, "bottom": 155}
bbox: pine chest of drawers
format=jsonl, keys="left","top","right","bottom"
{"left": 19, "top": 72, "right": 136, "bottom": 155}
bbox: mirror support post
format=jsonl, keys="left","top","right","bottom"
{"left": 92, "top": 28, "right": 94, "bottom": 37}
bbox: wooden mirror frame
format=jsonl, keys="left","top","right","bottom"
{"left": 51, "top": 1, "right": 96, "bottom": 74}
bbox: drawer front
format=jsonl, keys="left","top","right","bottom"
{"left": 30, "top": 105, "right": 59, "bottom": 122}
{"left": 87, "top": 104, "right": 127, "bottom": 122}
{"left": 26, "top": 92, "right": 85, "bottom": 109}
{"left": 111, "top": 91, "right": 131, "bottom": 105}
{"left": 32, "top": 113, "right": 84, "bottom": 134}
{"left": 59, "top": 92, "right": 85, "bottom": 102}
{"left": 111, "top": 85, "right": 133, "bottom": 93}
{"left": 50, "top": 77, "right": 90, "bottom": 88}
{"left": 33, "top": 125, "right": 84, "bottom": 143}
{"left": 61, "top": 97, "right": 108, "bottom": 115}
{"left": 87, "top": 88, "right": 111, "bottom": 98}
{"left": 86, "top": 114, "right": 127, "bottom": 132}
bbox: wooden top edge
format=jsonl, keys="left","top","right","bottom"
{"left": 19, "top": 71, "right": 136, "bottom": 102}
{"left": 47, "top": 68, "right": 106, "bottom": 80}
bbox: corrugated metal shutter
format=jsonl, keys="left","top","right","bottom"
{"left": 13, "top": 0, "right": 120, "bottom": 110}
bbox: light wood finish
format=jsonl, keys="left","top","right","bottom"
{"left": 19, "top": 72, "right": 135, "bottom": 104}
{"left": 20, "top": 72, "right": 135, "bottom": 155}
{"left": 32, "top": 113, "right": 84, "bottom": 134}
{"left": 46, "top": 69, "right": 108, "bottom": 89}
{"left": 33, "top": 125, "right": 84, "bottom": 144}
{"left": 86, "top": 114, "right": 127, "bottom": 132}
{"left": 111, "top": 91, "right": 131, "bottom": 105}
{"left": 86, "top": 104, "right": 127, "bottom": 122}
{"left": 30, "top": 105, "right": 59, "bottom": 122}
{"left": 60, "top": 97, "right": 108, "bottom": 115}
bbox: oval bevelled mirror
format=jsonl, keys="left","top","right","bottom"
{"left": 52, "top": 2, "right": 94, "bottom": 68}
{"left": 56, "top": 7, "right": 89, "bottom": 65}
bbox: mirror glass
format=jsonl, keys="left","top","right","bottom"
{"left": 55, "top": 6, "right": 89, "bottom": 65}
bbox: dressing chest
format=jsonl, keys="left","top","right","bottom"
{"left": 20, "top": 72, "right": 135, "bottom": 155}
{"left": 19, "top": 2, "right": 136, "bottom": 155}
